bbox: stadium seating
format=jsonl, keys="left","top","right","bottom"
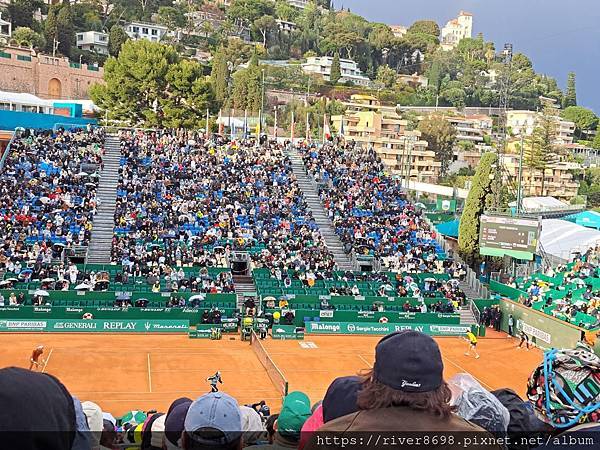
{"left": 492, "top": 256, "right": 600, "bottom": 330}
{"left": 0, "top": 128, "right": 103, "bottom": 273}
{"left": 111, "top": 130, "right": 336, "bottom": 271}
{"left": 301, "top": 144, "right": 447, "bottom": 271}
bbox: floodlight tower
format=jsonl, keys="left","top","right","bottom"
{"left": 492, "top": 43, "right": 514, "bottom": 211}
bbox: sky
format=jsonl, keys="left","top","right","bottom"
{"left": 334, "top": 0, "right": 600, "bottom": 113}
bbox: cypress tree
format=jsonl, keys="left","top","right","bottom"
{"left": 330, "top": 52, "right": 341, "bottom": 84}
{"left": 458, "top": 152, "right": 498, "bottom": 263}
{"left": 563, "top": 72, "right": 577, "bottom": 108}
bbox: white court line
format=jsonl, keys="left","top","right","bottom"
{"left": 147, "top": 353, "right": 152, "bottom": 393}
{"left": 42, "top": 348, "right": 54, "bottom": 373}
{"left": 72, "top": 388, "right": 279, "bottom": 395}
{"left": 441, "top": 355, "right": 493, "bottom": 391}
{"left": 97, "top": 396, "right": 283, "bottom": 403}
{"left": 358, "top": 354, "right": 372, "bottom": 368}
{"left": 149, "top": 368, "right": 331, "bottom": 373}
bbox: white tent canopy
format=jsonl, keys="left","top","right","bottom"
{"left": 0, "top": 90, "right": 53, "bottom": 107}
{"left": 540, "top": 219, "right": 600, "bottom": 261}
{"left": 509, "top": 196, "right": 570, "bottom": 213}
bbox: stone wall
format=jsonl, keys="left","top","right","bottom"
{"left": 0, "top": 46, "right": 104, "bottom": 100}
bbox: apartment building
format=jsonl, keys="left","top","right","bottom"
{"left": 0, "top": 12, "right": 11, "bottom": 43}
{"left": 76, "top": 31, "right": 109, "bottom": 55}
{"left": 501, "top": 154, "right": 580, "bottom": 200}
{"left": 507, "top": 110, "right": 575, "bottom": 145}
{"left": 302, "top": 56, "right": 371, "bottom": 86}
{"left": 332, "top": 95, "right": 441, "bottom": 182}
{"left": 124, "top": 22, "right": 169, "bottom": 42}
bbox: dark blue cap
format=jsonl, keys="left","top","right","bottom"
{"left": 373, "top": 331, "right": 444, "bottom": 393}
{"left": 322, "top": 376, "right": 361, "bottom": 422}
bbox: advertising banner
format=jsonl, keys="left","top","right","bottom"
{"left": 0, "top": 319, "right": 190, "bottom": 333}
{"left": 305, "top": 321, "right": 472, "bottom": 336}
{"left": 271, "top": 325, "right": 305, "bottom": 340}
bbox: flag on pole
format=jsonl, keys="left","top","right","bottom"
{"left": 243, "top": 109, "right": 248, "bottom": 139}
{"left": 274, "top": 107, "right": 278, "bottom": 140}
{"left": 323, "top": 113, "right": 331, "bottom": 142}
{"left": 206, "top": 108, "right": 210, "bottom": 136}
{"left": 339, "top": 115, "right": 345, "bottom": 137}
{"left": 256, "top": 110, "right": 261, "bottom": 139}
{"left": 291, "top": 111, "right": 295, "bottom": 141}
{"left": 218, "top": 109, "right": 224, "bottom": 135}
{"left": 306, "top": 111, "right": 310, "bottom": 141}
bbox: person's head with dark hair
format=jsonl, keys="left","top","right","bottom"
{"left": 357, "top": 330, "right": 453, "bottom": 417}
{"left": 167, "top": 397, "right": 193, "bottom": 418}
{"left": 264, "top": 413, "right": 279, "bottom": 443}
{"left": 165, "top": 400, "right": 192, "bottom": 450}
{"left": 0, "top": 367, "right": 76, "bottom": 450}
{"left": 182, "top": 392, "right": 242, "bottom": 450}
{"left": 322, "top": 376, "right": 361, "bottom": 422}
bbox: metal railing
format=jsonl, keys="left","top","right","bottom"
{"left": 0, "top": 128, "right": 20, "bottom": 170}
{"left": 469, "top": 299, "right": 482, "bottom": 325}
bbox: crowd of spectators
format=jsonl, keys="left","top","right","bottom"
{"left": 301, "top": 144, "right": 444, "bottom": 272}
{"left": 3, "top": 330, "right": 598, "bottom": 450}
{"left": 508, "top": 248, "right": 600, "bottom": 330}
{"left": 112, "top": 132, "right": 335, "bottom": 272}
{"left": 0, "top": 128, "right": 103, "bottom": 276}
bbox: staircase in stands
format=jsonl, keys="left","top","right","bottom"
{"left": 233, "top": 275, "right": 257, "bottom": 311}
{"left": 286, "top": 148, "right": 355, "bottom": 271}
{"left": 459, "top": 280, "right": 480, "bottom": 326}
{"left": 87, "top": 133, "right": 120, "bottom": 264}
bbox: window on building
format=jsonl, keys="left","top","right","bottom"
{"left": 77, "top": 34, "right": 83, "bottom": 41}
{"left": 142, "top": 28, "right": 149, "bottom": 34}
{"left": 99, "top": 35, "right": 107, "bottom": 42}
{"left": 151, "top": 29, "right": 158, "bottom": 36}
{"left": 132, "top": 26, "right": 139, "bottom": 33}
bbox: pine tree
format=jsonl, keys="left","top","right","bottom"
{"left": 563, "top": 72, "right": 577, "bottom": 108}
{"left": 525, "top": 99, "right": 560, "bottom": 196}
{"left": 330, "top": 52, "right": 341, "bottom": 84}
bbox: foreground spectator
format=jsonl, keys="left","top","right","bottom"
{"left": 183, "top": 392, "right": 242, "bottom": 450}
{"left": 0, "top": 367, "right": 78, "bottom": 450}
{"left": 250, "top": 391, "right": 312, "bottom": 449}
{"left": 303, "top": 331, "right": 503, "bottom": 450}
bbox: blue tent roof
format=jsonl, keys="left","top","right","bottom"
{"left": 564, "top": 210, "right": 600, "bottom": 230}
{"left": 435, "top": 219, "right": 459, "bottom": 238}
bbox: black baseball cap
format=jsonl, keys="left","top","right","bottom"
{"left": 373, "top": 331, "right": 444, "bottom": 393}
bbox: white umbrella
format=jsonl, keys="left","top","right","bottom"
{"left": 34, "top": 290, "right": 49, "bottom": 297}
{"left": 75, "top": 283, "right": 91, "bottom": 290}
{"left": 39, "top": 197, "right": 51, "bottom": 204}
{"left": 189, "top": 294, "right": 206, "bottom": 302}
{"left": 0, "top": 280, "right": 12, "bottom": 286}
{"left": 42, "top": 278, "right": 55, "bottom": 283}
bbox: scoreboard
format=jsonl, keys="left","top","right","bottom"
{"left": 479, "top": 215, "right": 540, "bottom": 260}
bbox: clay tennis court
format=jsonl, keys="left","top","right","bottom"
{"left": 0, "top": 331, "right": 541, "bottom": 416}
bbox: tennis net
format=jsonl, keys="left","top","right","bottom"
{"left": 250, "top": 330, "right": 289, "bottom": 398}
